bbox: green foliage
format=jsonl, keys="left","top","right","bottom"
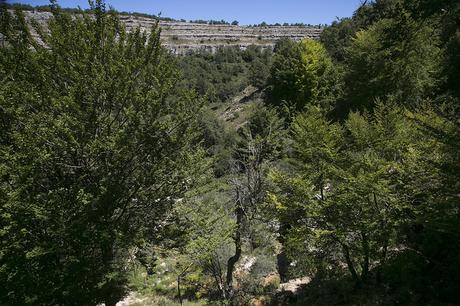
{"left": 196, "top": 108, "right": 238, "bottom": 177}
{"left": 271, "top": 102, "right": 440, "bottom": 284}
{"left": 320, "top": 0, "right": 459, "bottom": 114}
{"left": 177, "top": 46, "right": 272, "bottom": 104}
{"left": 343, "top": 15, "right": 442, "bottom": 111}
{"left": 176, "top": 184, "right": 235, "bottom": 288}
{"left": 239, "top": 104, "right": 285, "bottom": 164}
{"left": 266, "top": 0, "right": 460, "bottom": 303}
{"left": 267, "top": 39, "right": 339, "bottom": 119}
{"left": 1, "top": 0, "right": 459, "bottom": 304}
{"left": 320, "top": 18, "right": 357, "bottom": 62}
{"left": 128, "top": 260, "right": 209, "bottom": 305}
{"left": 0, "top": 2, "right": 204, "bottom": 305}
{"left": 444, "top": 29, "right": 460, "bottom": 97}
{"left": 249, "top": 57, "right": 270, "bottom": 88}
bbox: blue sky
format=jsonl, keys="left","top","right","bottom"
{"left": 7, "top": 0, "right": 363, "bottom": 25}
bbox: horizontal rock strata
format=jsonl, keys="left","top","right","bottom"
{"left": 6, "top": 10, "right": 322, "bottom": 54}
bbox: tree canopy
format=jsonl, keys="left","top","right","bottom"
{"left": 0, "top": 0, "right": 459, "bottom": 305}
{"left": 0, "top": 2, "right": 204, "bottom": 305}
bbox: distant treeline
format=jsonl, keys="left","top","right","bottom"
{"left": 5, "top": 2, "right": 84, "bottom": 14}
{"left": 248, "top": 22, "right": 325, "bottom": 28}
{"left": 4, "top": 2, "right": 176, "bottom": 21}
{"left": 4, "top": 3, "right": 323, "bottom": 27}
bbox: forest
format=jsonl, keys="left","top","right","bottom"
{"left": 0, "top": 0, "right": 459, "bottom": 305}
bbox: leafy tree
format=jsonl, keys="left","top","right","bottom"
{"left": 270, "top": 103, "right": 429, "bottom": 285}
{"left": 267, "top": 39, "right": 338, "bottom": 119}
{"left": 225, "top": 105, "right": 284, "bottom": 299}
{"left": 0, "top": 2, "right": 203, "bottom": 305}
{"left": 342, "top": 13, "right": 442, "bottom": 111}
{"left": 177, "top": 46, "right": 272, "bottom": 104}
{"left": 1, "top": 0, "right": 459, "bottom": 304}
{"left": 320, "top": 17, "right": 357, "bottom": 62}
{"left": 444, "top": 30, "right": 460, "bottom": 97}
{"left": 268, "top": 0, "right": 460, "bottom": 302}
{"left": 175, "top": 183, "right": 236, "bottom": 300}
{"left": 249, "top": 57, "right": 270, "bottom": 89}
{"left": 403, "top": 103, "right": 460, "bottom": 301}
{"left": 319, "top": 0, "right": 396, "bottom": 63}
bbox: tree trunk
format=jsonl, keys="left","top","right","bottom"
{"left": 373, "top": 192, "right": 388, "bottom": 285}
{"left": 319, "top": 174, "right": 325, "bottom": 201}
{"left": 208, "top": 257, "right": 226, "bottom": 299}
{"left": 177, "top": 275, "right": 183, "bottom": 306}
{"left": 342, "top": 243, "right": 360, "bottom": 285}
{"left": 105, "top": 301, "right": 117, "bottom": 306}
{"left": 361, "top": 232, "right": 370, "bottom": 282}
{"left": 277, "top": 221, "right": 292, "bottom": 282}
{"left": 226, "top": 204, "right": 243, "bottom": 298}
{"left": 376, "top": 238, "right": 388, "bottom": 284}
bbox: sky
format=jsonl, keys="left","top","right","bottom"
{"left": 7, "top": 0, "right": 364, "bottom": 25}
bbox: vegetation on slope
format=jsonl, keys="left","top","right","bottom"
{"left": 0, "top": 0, "right": 459, "bottom": 305}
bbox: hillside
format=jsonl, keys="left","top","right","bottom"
{"left": 17, "top": 10, "right": 322, "bottom": 53}
{"left": 2, "top": 1, "right": 458, "bottom": 306}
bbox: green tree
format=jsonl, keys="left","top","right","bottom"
{"left": 225, "top": 105, "right": 284, "bottom": 299}
{"left": 249, "top": 57, "right": 270, "bottom": 89}
{"left": 175, "top": 183, "right": 236, "bottom": 300}
{"left": 343, "top": 12, "right": 442, "bottom": 111}
{"left": 320, "top": 17, "right": 357, "bottom": 62}
{"left": 267, "top": 39, "right": 338, "bottom": 119}
{"left": 0, "top": 2, "right": 203, "bottom": 305}
{"left": 270, "top": 103, "right": 426, "bottom": 285}
{"left": 404, "top": 103, "right": 460, "bottom": 300}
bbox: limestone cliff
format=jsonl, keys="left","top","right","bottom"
{"left": 15, "top": 10, "right": 322, "bottom": 54}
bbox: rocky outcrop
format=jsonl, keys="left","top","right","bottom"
{"left": 278, "top": 277, "right": 311, "bottom": 293}
{"left": 16, "top": 10, "right": 322, "bottom": 54}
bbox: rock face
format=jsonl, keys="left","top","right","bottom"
{"left": 16, "top": 10, "right": 322, "bottom": 54}
{"left": 278, "top": 277, "right": 311, "bottom": 293}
